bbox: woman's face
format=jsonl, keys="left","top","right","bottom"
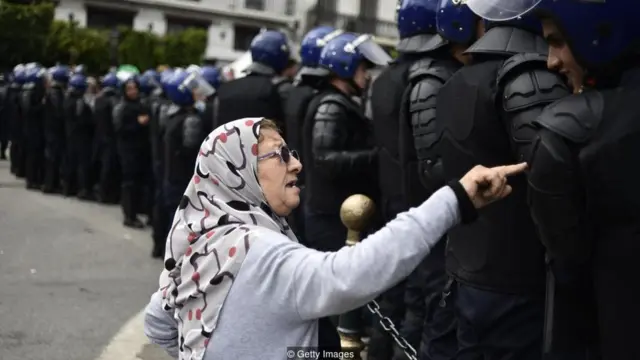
{"left": 257, "top": 128, "right": 302, "bottom": 217}
{"left": 125, "top": 81, "right": 139, "bottom": 99}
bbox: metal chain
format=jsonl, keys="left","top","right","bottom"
{"left": 365, "top": 299, "right": 418, "bottom": 360}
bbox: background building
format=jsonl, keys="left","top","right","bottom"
{"left": 51, "top": 0, "right": 399, "bottom": 65}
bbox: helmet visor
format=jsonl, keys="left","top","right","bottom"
{"left": 352, "top": 35, "right": 393, "bottom": 66}
{"left": 180, "top": 72, "right": 215, "bottom": 99}
{"left": 465, "top": 0, "right": 541, "bottom": 21}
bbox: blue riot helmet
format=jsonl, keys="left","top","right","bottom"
{"left": 68, "top": 73, "right": 88, "bottom": 92}
{"left": 467, "top": 0, "right": 639, "bottom": 69}
{"left": 101, "top": 72, "right": 120, "bottom": 89}
{"left": 200, "top": 66, "right": 221, "bottom": 89}
{"left": 143, "top": 69, "right": 160, "bottom": 82}
{"left": 319, "top": 33, "right": 392, "bottom": 80}
{"left": 50, "top": 65, "right": 71, "bottom": 84}
{"left": 250, "top": 30, "right": 291, "bottom": 73}
{"left": 24, "top": 64, "right": 46, "bottom": 88}
{"left": 396, "top": 0, "right": 448, "bottom": 53}
{"left": 436, "top": 0, "right": 478, "bottom": 45}
{"left": 138, "top": 73, "right": 156, "bottom": 95}
{"left": 165, "top": 70, "right": 215, "bottom": 107}
{"left": 299, "top": 26, "right": 343, "bottom": 77}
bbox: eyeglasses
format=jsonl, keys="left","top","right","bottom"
{"left": 257, "top": 145, "right": 299, "bottom": 164}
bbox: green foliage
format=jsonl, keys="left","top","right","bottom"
{"left": 0, "top": 2, "right": 209, "bottom": 73}
{"left": 0, "top": 0, "right": 54, "bottom": 69}
{"left": 162, "top": 28, "right": 208, "bottom": 67}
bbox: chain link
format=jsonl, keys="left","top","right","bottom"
{"left": 365, "top": 300, "right": 418, "bottom": 360}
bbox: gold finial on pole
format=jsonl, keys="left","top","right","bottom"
{"left": 337, "top": 194, "right": 376, "bottom": 359}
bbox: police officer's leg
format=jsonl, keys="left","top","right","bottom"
{"left": 0, "top": 136, "right": 7, "bottom": 160}
{"left": 42, "top": 144, "right": 57, "bottom": 193}
{"left": 9, "top": 139, "right": 18, "bottom": 173}
{"left": 454, "top": 284, "right": 544, "bottom": 360}
{"left": 120, "top": 154, "right": 144, "bottom": 228}
{"left": 77, "top": 140, "right": 94, "bottom": 200}
{"left": 151, "top": 163, "right": 167, "bottom": 258}
{"left": 62, "top": 142, "right": 78, "bottom": 196}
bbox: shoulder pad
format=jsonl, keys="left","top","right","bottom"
{"left": 534, "top": 91, "right": 604, "bottom": 143}
{"left": 408, "top": 58, "right": 456, "bottom": 85}
{"left": 498, "top": 53, "right": 570, "bottom": 112}
{"left": 319, "top": 93, "right": 351, "bottom": 109}
{"left": 497, "top": 53, "right": 546, "bottom": 86}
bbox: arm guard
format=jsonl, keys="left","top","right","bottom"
{"left": 527, "top": 92, "right": 604, "bottom": 263}
{"left": 182, "top": 114, "right": 205, "bottom": 149}
{"left": 311, "top": 99, "right": 376, "bottom": 179}
{"left": 407, "top": 59, "right": 457, "bottom": 194}
{"left": 497, "top": 53, "right": 571, "bottom": 162}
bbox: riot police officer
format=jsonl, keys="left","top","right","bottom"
{"left": 149, "top": 69, "right": 173, "bottom": 257}
{"left": 8, "top": 65, "right": 26, "bottom": 177}
{"left": 283, "top": 26, "right": 341, "bottom": 244}
{"left": 63, "top": 73, "right": 95, "bottom": 200}
{"left": 467, "top": 1, "right": 640, "bottom": 358}
{"left": 432, "top": 7, "right": 571, "bottom": 359}
{"left": 42, "top": 65, "right": 70, "bottom": 194}
{"left": 93, "top": 72, "right": 121, "bottom": 203}
{"left": 22, "top": 64, "right": 47, "bottom": 190}
{"left": 215, "top": 30, "right": 293, "bottom": 128}
{"left": 301, "top": 32, "right": 390, "bottom": 252}
{"left": 162, "top": 70, "right": 212, "bottom": 238}
{"left": 0, "top": 72, "right": 8, "bottom": 160}
{"left": 113, "top": 75, "right": 150, "bottom": 228}
{"left": 199, "top": 65, "right": 221, "bottom": 135}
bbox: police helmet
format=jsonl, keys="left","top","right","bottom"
{"left": 200, "top": 66, "right": 222, "bottom": 89}
{"left": 249, "top": 30, "right": 291, "bottom": 74}
{"left": 436, "top": 0, "right": 478, "bottom": 45}
{"left": 138, "top": 73, "right": 157, "bottom": 95}
{"left": 69, "top": 73, "right": 88, "bottom": 91}
{"left": 50, "top": 65, "right": 71, "bottom": 83}
{"left": 318, "top": 33, "right": 392, "bottom": 79}
{"left": 101, "top": 72, "right": 120, "bottom": 88}
{"left": 24, "top": 64, "right": 46, "bottom": 85}
{"left": 396, "top": 0, "right": 448, "bottom": 53}
{"left": 165, "top": 70, "right": 215, "bottom": 106}
{"left": 466, "top": 0, "right": 639, "bottom": 68}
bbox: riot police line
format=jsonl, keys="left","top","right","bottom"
{"left": 2, "top": 0, "right": 640, "bottom": 359}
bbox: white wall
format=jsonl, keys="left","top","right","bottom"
{"left": 377, "top": 0, "right": 397, "bottom": 22}
{"left": 54, "top": 0, "right": 87, "bottom": 27}
{"left": 336, "top": 0, "right": 360, "bottom": 16}
{"left": 133, "top": 8, "right": 167, "bottom": 36}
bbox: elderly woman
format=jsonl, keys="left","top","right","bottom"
{"left": 144, "top": 118, "right": 525, "bottom": 360}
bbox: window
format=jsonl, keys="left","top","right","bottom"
{"left": 233, "top": 24, "right": 262, "bottom": 51}
{"left": 244, "top": 0, "right": 265, "bottom": 11}
{"left": 86, "top": 7, "right": 134, "bottom": 30}
{"left": 285, "top": 0, "right": 295, "bottom": 15}
{"left": 166, "top": 16, "right": 209, "bottom": 34}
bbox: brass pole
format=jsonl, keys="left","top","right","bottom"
{"left": 337, "top": 194, "right": 376, "bottom": 360}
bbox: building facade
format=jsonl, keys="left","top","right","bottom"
{"left": 52, "top": 0, "right": 399, "bottom": 65}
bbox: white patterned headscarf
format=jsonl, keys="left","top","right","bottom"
{"left": 158, "top": 117, "right": 297, "bottom": 360}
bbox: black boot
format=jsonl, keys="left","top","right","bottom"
{"left": 121, "top": 183, "right": 144, "bottom": 229}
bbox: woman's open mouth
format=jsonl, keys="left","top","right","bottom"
{"left": 285, "top": 179, "right": 297, "bottom": 188}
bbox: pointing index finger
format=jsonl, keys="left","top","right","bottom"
{"left": 498, "top": 162, "right": 528, "bottom": 177}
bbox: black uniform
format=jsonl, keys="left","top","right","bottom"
{"left": 215, "top": 63, "right": 293, "bottom": 129}
{"left": 163, "top": 105, "right": 207, "bottom": 216}
{"left": 8, "top": 82, "right": 25, "bottom": 177}
{"left": 526, "top": 69, "right": 640, "bottom": 359}
{"left": 302, "top": 87, "right": 378, "bottom": 252}
{"left": 42, "top": 81, "right": 67, "bottom": 193}
{"left": 62, "top": 87, "right": 95, "bottom": 198}
{"left": 282, "top": 70, "right": 328, "bottom": 244}
{"left": 92, "top": 88, "right": 121, "bottom": 203}
{"left": 0, "top": 78, "right": 8, "bottom": 159}
{"left": 394, "top": 54, "right": 463, "bottom": 360}
{"left": 113, "top": 96, "right": 150, "bottom": 227}
{"left": 150, "top": 95, "right": 171, "bottom": 257}
{"left": 435, "top": 25, "right": 570, "bottom": 359}
{"left": 22, "top": 80, "right": 46, "bottom": 189}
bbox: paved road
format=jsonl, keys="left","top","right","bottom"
{"left": 0, "top": 161, "right": 172, "bottom": 360}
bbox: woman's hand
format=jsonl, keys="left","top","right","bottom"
{"left": 459, "top": 163, "right": 528, "bottom": 208}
